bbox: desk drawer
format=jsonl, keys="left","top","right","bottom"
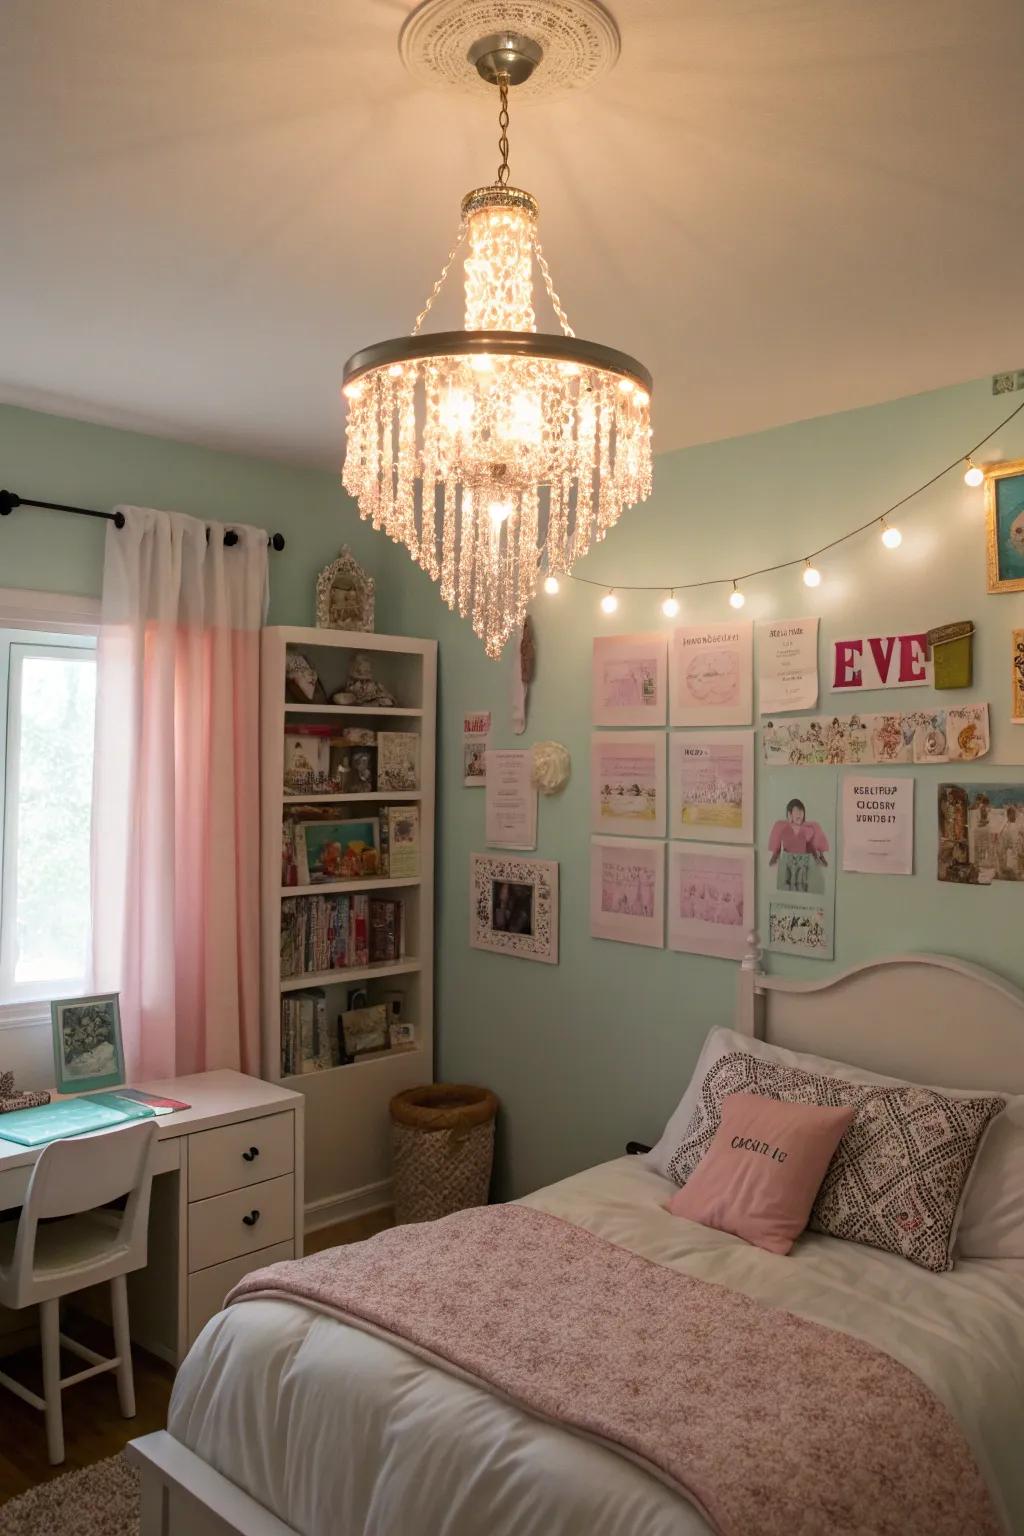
{"left": 189, "top": 1175, "right": 295, "bottom": 1271}
{"left": 187, "top": 1240, "right": 295, "bottom": 1346}
{"left": 188, "top": 1111, "right": 294, "bottom": 1201}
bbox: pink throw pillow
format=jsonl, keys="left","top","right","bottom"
{"left": 666, "top": 1092, "right": 855, "bottom": 1255}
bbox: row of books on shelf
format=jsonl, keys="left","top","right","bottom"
{"left": 282, "top": 804, "right": 419, "bottom": 886}
{"left": 284, "top": 727, "right": 420, "bottom": 797}
{"left": 281, "top": 993, "right": 417, "bottom": 1075}
{"left": 280, "top": 894, "right": 406, "bottom": 978}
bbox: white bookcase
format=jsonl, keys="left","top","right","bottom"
{"left": 260, "top": 626, "right": 436, "bottom": 1222}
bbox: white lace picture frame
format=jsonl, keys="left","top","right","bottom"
{"left": 470, "top": 854, "right": 559, "bottom": 965}
{"left": 315, "top": 547, "right": 375, "bottom": 632}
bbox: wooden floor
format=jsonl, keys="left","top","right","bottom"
{"left": 0, "top": 1208, "right": 393, "bottom": 1506}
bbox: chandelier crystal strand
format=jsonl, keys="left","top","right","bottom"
{"left": 341, "top": 30, "right": 652, "bottom": 659}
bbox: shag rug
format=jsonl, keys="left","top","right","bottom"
{"left": 0, "top": 1454, "right": 138, "bottom": 1536}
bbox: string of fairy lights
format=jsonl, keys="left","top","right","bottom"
{"left": 540, "top": 396, "right": 1024, "bottom": 617}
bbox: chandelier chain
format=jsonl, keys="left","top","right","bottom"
{"left": 411, "top": 222, "right": 467, "bottom": 335}
{"left": 497, "top": 74, "right": 511, "bottom": 186}
{"left": 533, "top": 236, "right": 576, "bottom": 338}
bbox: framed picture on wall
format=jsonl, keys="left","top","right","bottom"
{"left": 985, "top": 459, "right": 1024, "bottom": 593}
{"left": 470, "top": 854, "right": 559, "bottom": 964}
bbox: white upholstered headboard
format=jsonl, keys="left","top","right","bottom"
{"left": 735, "top": 939, "right": 1024, "bottom": 1096}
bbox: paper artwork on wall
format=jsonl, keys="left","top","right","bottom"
{"left": 589, "top": 837, "right": 665, "bottom": 948}
{"left": 762, "top": 704, "right": 990, "bottom": 767}
{"left": 591, "top": 732, "right": 666, "bottom": 837}
{"left": 1013, "top": 631, "right": 1024, "bottom": 724}
{"left": 757, "top": 618, "right": 819, "bottom": 714}
{"left": 670, "top": 622, "right": 753, "bottom": 727}
{"left": 463, "top": 710, "right": 491, "bottom": 787}
{"left": 667, "top": 843, "right": 754, "bottom": 960}
{"left": 841, "top": 777, "right": 914, "bottom": 876}
{"left": 762, "top": 771, "right": 836, "bottom": 960}
{"left": 831, "top": 631, "right": 930, "bottom": 691}
{"left": 484, "top": 748, "right": 538, "bottom": 850}
{"left": 470, "top": 853, "right": 559, "bottom": 963}
{"left": 669, "top": 730, "right": 754, "bottom": 844}
{"left": 591, "top": 633, "right": 668, "bottom": 727}
{"left": 938, "top": 784, "right": 1024, "bottom": 885}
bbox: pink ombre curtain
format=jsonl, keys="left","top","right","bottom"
{"left": 90, "top": 507, "right": 268, "bottom": 1081}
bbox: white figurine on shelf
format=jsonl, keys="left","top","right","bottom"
{"left": 331, "top": 652, "right": 396, "bottom": 708}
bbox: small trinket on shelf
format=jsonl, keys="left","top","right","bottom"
{"left": 331, "top": 652, "right": 397, "bottom": 707}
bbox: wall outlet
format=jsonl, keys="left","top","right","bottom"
{"left": 992, "top": 371, "right": 1024, "bottom": 395}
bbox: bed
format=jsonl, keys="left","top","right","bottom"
{"left": 129, "top": 948, "right": 1024, "bottom": 1535}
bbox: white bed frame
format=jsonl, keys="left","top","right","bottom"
{"left": 128, "top": 942, "right": 1024, "bottom": 1535}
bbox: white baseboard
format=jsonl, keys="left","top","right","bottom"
{"left": 304, "top": 1179, "right": 392, "bottom": 1234}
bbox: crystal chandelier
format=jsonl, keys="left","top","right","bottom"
{"left": 341, "top": 28, "right": 652, "bottom": 658}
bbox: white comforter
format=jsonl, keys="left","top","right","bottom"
{"left": 169, "top": 1158, "right": 1024, "bottom": 1536}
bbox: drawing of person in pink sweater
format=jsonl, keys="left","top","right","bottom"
{"left": 768, "top": 798, "right": 830, "bottom": 894}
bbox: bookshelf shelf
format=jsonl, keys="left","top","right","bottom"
{"left": 284, "top": 704, "right": 424, "bottom": 717}
{"left": 283, "top": 791, "right": 422, "bottom": 804}
{"left": 280, "top": 1046, "right": 423, "bottom": 1085}
{"left": 281, "top": 878, "right": 421, "bottom": 899}
{"left": 261, "top": 626, "right": 437, "bottom": 1216}
{"left": 280, "top": 959, "right": 422, "bottom": 993}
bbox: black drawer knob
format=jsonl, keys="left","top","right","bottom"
{"left": 242, "top": 1146, "right": 260, "bottom": 1162}
{"left": 242, "top": 1210, "right": 260, "bottom": 1227}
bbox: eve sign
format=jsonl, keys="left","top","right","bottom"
{"left": 832, "top": 632, "right": 930, "bottom": 691}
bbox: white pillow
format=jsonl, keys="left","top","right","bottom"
{"left": 646, "top": 1026, "right": 1023, "bottom": 1260}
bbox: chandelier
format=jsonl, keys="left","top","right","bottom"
{"left": 341, "top": 24, "right": 652, "bottom": 658}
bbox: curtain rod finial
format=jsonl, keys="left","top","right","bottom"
{"left": 0, "top": 490, "right": 21, "bottom": 516}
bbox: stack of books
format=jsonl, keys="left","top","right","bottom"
{"left": 281, "top": 894, "right": 407, "bottom": 977}
{"left": 280, "top": 990, "right": 338, "bottom": 1075}
{"left": 368, "top": 898, "right": 404, "bottom": 964}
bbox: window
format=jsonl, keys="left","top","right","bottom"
{"left": 0, "top": 626, "right": 97, "bottom": 1010}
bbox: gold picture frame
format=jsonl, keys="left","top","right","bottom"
{"left": 985, "top": 459, "right": 1024, "bottom": 594}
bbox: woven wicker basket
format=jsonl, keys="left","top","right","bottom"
{"left": 390, "top": 1084, "right": 498, "bottom": 1224}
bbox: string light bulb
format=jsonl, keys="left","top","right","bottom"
{"left": 880, "top": 519, "right": 902, "bottom": 549}
{"left": 600, "top": 590, "right": 619, "bottom": 615}
{"left": 802, "top": 561, "right": 822, "bottom": 589}
{"left": 963, "top": 458, "right": 984, "bottom": 488}
{"left": 661, "top": 591, "right": 680, "bottom": 618}
{"left": 728, "top": 582, "right": 745, "bottom": 610}
{"left": 543, "top": 574, "right": 560, "bottom": 595}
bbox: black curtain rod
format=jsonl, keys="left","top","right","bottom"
{"left": 0, "top": 490, "right": 286, "bottom": 551}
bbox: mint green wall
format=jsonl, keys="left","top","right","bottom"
{"left": 4, "top": 382, "right": 1023, "bottom": 1204}
{"left": 0, "top": 406, "right": 407, "bottom": 629}
{"left": 391, "top": 376, "right": 1024, "bottom": 1199}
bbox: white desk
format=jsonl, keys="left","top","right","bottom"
{"left": 0, "top": 1071, "right": 304, "bottom": 1366}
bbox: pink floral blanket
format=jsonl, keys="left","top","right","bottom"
{"left": 226, "top": 1204, "right": 1000, "bottom": 1536}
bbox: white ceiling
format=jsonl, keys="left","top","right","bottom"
{"left": 2, "top": 0, "right": 1023, "bottom": 470}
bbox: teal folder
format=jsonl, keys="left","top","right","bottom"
{"left": 0, "top": 1094, "right": 155, "bottom": 1149}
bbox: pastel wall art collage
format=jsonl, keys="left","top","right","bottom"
{"left": 762, "top": 704, "right": 989, "bottom": 768}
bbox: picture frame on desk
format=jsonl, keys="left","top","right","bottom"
{"left": 50, "top": 992, "right": 125, "bottom": 1094}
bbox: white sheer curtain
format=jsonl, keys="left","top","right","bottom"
{"left": 91, "top": 506, "right": 268, "bottom": 1081}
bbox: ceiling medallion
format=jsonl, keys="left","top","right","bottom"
{"left": 341, "top": 11, "right": 652, "bottom": 658}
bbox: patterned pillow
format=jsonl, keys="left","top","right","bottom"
{"left": 665, "top": 1052, "right": 1004, "bottom": 1272}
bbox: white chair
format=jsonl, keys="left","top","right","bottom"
{"left": 0, "top": 1120, "right": 158, "bottom": 1464}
